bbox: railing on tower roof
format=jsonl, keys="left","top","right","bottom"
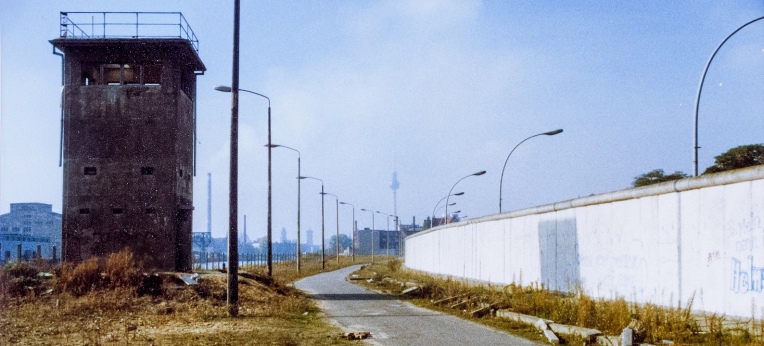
{"left": 59, "top": 11, "right": 199, "bottom": 52}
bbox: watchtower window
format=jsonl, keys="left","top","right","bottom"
{"left": 141, "top": 167, "right": 154, "bottom": 175}
{"left": 103, "top": 64, "right": 122, "bottom": 85}
{"left": 84, "top": 167, "right": 97, "bottom": 175}
{"left": 145, "top": 208, "right": 156, "bottom": 214}
{"left": 143, "top": 64, "right": 162, "bottom": 85}
{"left": 123, "top": 64, "right": 140, "bottom": 85}
{"left": 79, "top": 208, "right": 90, "bottom": 214}
{"left": 82, "top": 63, "right": 101, "bottom": 85}
{"left": 81, "top": 63, "right": 162, "bottom": 86}
{"left": 112, "top": 208, "right": 124, "bottom": 215}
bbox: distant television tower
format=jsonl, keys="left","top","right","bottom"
{"left": 390, "top": 170, "right": 400, "bottom": 219}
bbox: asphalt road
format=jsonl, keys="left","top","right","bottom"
{"left": 294, "top": 265, "right": 541, "bottom": 346}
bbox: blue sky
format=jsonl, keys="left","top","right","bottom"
{"left": 1, "top": 1, "right": 763, "bottom": 240}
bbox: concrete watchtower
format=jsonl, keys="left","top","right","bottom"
{"left": 51, "top": 12, "right": 206, "bottom": 271}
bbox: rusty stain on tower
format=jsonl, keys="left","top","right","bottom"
{"left": 51, "top": 12, "right": 206, "bottom": 271}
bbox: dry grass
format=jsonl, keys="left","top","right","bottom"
{"left": 0, "top": 251, "right": 364, "bottom": 345}
{"left": 353, "top": 260, "right": 764, "bottom": 345}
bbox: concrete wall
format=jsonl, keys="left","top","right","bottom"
{"left": 406, "top": 165, "right": 764, "bottom": 318}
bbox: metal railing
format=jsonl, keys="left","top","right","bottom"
{"left": 59, "top": 11, "right": 199, "bottom": 51}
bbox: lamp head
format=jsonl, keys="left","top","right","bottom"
{"left": 265, "top": 144, "right": 280, "bottom": 148}
{"left": 214, "top": 85, "right": 232, "bottom": 92}
{"left": 544, "top": 129, "right": 563, "bottom": 136}
{"left": 453, "top": 192, "right": 465, "bottom": 196}
{"left": 473, "top": 170, "right": 487, "bottom": 176}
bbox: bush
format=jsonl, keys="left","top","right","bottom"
{"left": 104, "top": 248, "right": 143, "bottom": 289}
{"left": 387, "top": 259, "right": 403, "bottom": 272}
{"left": 1, "top": 262, "right": 42, "bottom": 297}
{"left": 58, "top": 257, "right": 102, "bottom": 296}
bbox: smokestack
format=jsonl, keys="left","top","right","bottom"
{"left": 207, "top": 173, "right": 212, "bottom": 234}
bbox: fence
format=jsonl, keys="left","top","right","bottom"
{"left": 193, "top": 252, "right": 298, "bottom": 271}
{"left": 59, "top": 12, "right": 200, "bottom": 51}
{"left": 0, "top": 244, "right": 59, "bottom": 265}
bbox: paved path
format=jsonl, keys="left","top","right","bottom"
{"left": 294, "top": 265, "right": 541, "bottom": 346}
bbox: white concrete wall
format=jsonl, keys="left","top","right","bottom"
{"left": 405, "top": 166, "right": 764, "bottom": 318}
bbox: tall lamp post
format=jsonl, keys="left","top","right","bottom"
{"left": 299, "top": 176, "right": 325, "bottom": 270}
{"left": 378, "top": 211, "right": 391, "bottom": 257}
{"left": 269, "top": 144, "right": 300, "bottom": 272}
{"left": 693, "top": 16, "right": 764, "bottom": 176}
{"left": 215, "top": 85, "right": 274, "bottom": 277}
{"left": 360, "top": 208, "right": 375, "bottom": 263}
{"left": 339, "top": 201, "right": 355, "bottom": 262}
{"left": 499, "top": 129, "right": 563, "bottom": 213}
{"left": 445, "top": 171, "right": 486, "bottom": 223}
{"left": 322, "top": 192, "right": 340, "bottom": 265}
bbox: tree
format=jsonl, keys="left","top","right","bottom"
{"left": 632, "top": 169, "right": 688, "bottom": 188}
{"left": 703, "top": 144, "right": 764, "bottom": 174}
{"left": 328, "top": 234, "right": 352, "bottom": 253}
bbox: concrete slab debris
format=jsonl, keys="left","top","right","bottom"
{"left": 341, "top": 331, "right": 371, "bottom": 340}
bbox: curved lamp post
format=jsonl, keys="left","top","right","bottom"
{"left": 694, "top": 16, "right": 764, "bottom": 176}
{"left": 339, "top": 201, "right": 355, "bottom": 262}
{"left": 431, "top": 202, "right": 456, "bottom": 226}
{"left": 269, "top": 144, "right": 300, "bottom": 272}
{"left": 499, "top": 129, "right": 563, "bottom": 213}
{"left": 215, "top": 85, "right": 274, "bottom": 277}
{"left": 299, "top": 176, "right": 325, "bottom": 270}
{"left": 445, "top": 171, "right": 486, "bottom": 223}
{"left": 322, "top": 192, "right": 340, "bottom": 265}
{"left": 431, "top": 193, "right": 462, "bottom": 227}
{"left": 360, "top": 208, "right": 376, "bottom": 263}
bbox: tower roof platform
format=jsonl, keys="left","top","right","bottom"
{"left": 50, "top": 12, "right": 205, "bottom": 72}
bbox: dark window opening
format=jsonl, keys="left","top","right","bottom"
{"left": 145, "top": 208, "right": 156, "bottom": 214}
{"left": 112, "top": 208, "right": 124, "bottom": 215}
{"left": 84, "top": 167, "right": 97, "bottom": 175}
{"left": 123, "top": 64, "right": 140, "bottom": 85}
{"left": 179, "top": 170, "right": 183, "bottom": 177}
{"left": 81, "top": 63, "right": 101, "bottom": 85}
{"left": 103, "top": 64, "right": 122, "bottom": 85}
{"left": 79, "top": 208, "right": 90, "bottom": 214}
{"left": 143, "top": 64, "right": 162, "bottom": 85}
{"left": 81, "top": 63, "right": 162, "bottom": 86}
{"left": 141, "top": 167, "right": 154, "bottom": 175}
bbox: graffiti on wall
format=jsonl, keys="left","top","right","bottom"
{"left": 731, "top": 256, "right": 764, "bottom": 294}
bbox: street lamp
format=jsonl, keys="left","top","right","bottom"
{"left": 445, "top": 171, "right": 486, "bottom": 223}
{"left": 431, "top": 193, "right": 463, "bottom": 227}
{"left": 693, "top": 16, "right": 764, "bottom": 176}
{"left": 432, "top": 203, "right": 456, "bottom": 225}
{"left": 269, "top": 144, "right": 301, "bottom": 272}
{"left": 339, "top": 201, "right": 355, "bottom": 262}
{"left": 322, "top": 192, "right": 340, "bottom": 265}
{"left": 360, "top": 208, "right": 376, "bottom": 263}
{"left": 299, "top": 176, "right": 325, "bottom": 270}
{"left": 215, "top": 85, "right": 274, "bottom": 277}
{"left": 499, "top": 129, "right": 563, "bottom": 213}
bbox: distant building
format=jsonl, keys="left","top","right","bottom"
{"left": 51, "top": 12, "right": 206, "bottom": 271}
{"left": 0, "top": 203, "right": 62, "bottom": 262}
{"left": 354, "top": 228, "right": 401, "bottom": 256}
{"left": 306, "top": 229, "right": 314, "bottom": 246}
